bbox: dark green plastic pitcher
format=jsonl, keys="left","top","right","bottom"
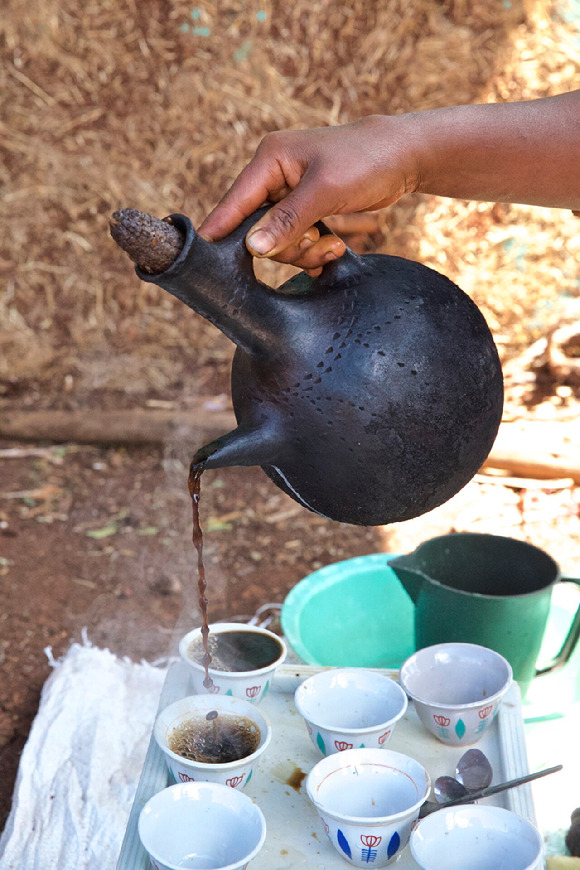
{"left": 389, "top": 533, "right": 580, "bottom": 693}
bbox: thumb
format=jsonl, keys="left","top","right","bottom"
{"left": 245, "top": 186, "right": 324, "bottom": 257}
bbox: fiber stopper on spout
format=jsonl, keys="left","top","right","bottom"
{"left": 109, "top": 208, "right": 184, "bottom": 274}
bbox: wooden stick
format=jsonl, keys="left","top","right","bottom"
{"left": 0, "top": 406, "right": 236, "bottom": 446}
{"left": 1, "top": 409, "right": 579, "bottom": 484}
{"left": 482, "top": 421, "right": 580, "bottom": 483}
{"left": 481, "top": 451, "right": 580, "bottom": 483}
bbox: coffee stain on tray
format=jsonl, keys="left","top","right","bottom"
{"left": 272, "top": 761, "right": 307, "bottom": 791}
{"left": 287, "top": 766, "right": 307, "bottom": 791}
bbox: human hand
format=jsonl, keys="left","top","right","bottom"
{"left": 200, "top": 92, "right": 580, "bottom": 276}
{"left": 198, "top": 115, "right": 419, "bottom": 276}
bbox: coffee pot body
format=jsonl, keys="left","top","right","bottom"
{"left": 136, "top": 208, "right": 504, "bottom": 526}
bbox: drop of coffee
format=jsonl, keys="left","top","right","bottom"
{"left": 187, "top": 459, "right": 213, "bottom": 689}
{"left": 169, "top": 713, "right": 261, "bottom": 763}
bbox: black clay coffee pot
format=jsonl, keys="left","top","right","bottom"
{"left": 111, "top": 206, "right": 503, "bottom": 526}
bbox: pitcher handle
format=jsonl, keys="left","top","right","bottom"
{"left": 535, "top": 576, "right": 580, "bottom": 676}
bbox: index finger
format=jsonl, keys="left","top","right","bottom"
{"left": 198, "top": 159, "right": 288, "bottom": 241}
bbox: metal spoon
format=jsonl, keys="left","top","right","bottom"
{"left": 455, "top": 748, "right": 493, "bottom": 792}
{"left": 433, "top": 776, "right": 469, "bottom": 804}
{"left": 433, "top": 749, "right": 492, "bottom": 804}
{"left": 420, "top": 764, "right": 563, "bottom": 817}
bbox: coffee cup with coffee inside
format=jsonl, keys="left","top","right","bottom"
{"left": 179, "top": 622, "right": 287, "bottom": 703}
{"left": 154, "top": 694, "right": 272, "bottom": 790}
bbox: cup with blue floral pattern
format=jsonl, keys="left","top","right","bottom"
{"left": 306, "top": 747, "right": 430, "bottom": 867}
{"left": 399, "top": 643, "right": 512, "bottom": 746}
{"left": 295, "top": 668, "right": 408, "bottom": 756}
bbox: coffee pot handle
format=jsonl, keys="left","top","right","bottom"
{"left": 535, "top": 576, "right": 580, "bottom": 676}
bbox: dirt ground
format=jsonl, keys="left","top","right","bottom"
{"left": 2, "top": 0, "right": 580, "bottom": 839}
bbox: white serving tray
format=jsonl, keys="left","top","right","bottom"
{"left": 117, "top": 662, "right": 544, "bottom": 870}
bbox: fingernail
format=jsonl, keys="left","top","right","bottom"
{"left": 299, "top": 236, "right": 314, "bottom": 250}
{"left": 324, "top": 251, "right": 338, "bottom": 261}
{"left": 247, "top": 229, "right": 276, "bottom": 255}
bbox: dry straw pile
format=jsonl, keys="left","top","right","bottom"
{"left": 1, "top": 0, "right": 579, "bottom": 396}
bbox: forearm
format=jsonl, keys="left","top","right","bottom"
{"left": 406, "top": 91, "right": 580, "bottom": 210}
{"left": 199, "top": 90, "right": 580, "bottom": 273}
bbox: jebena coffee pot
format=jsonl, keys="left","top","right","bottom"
{"left": 111, "top": 206, "right": 503, "bottom": 526}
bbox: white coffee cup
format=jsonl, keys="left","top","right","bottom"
{"left": 138, "top": 781, "right": 266, "bottom": 870}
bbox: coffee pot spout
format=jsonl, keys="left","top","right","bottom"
{"left": 193, "top": 420, "right": 279, "bottom": 471}
{"left": 112, "top": 205, "right": 282, "bottom": 356}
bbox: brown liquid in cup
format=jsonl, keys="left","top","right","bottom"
{"left": 169, "top": 713, "right": 261, "bottom": 763}
{"left": 187, "top": 629, "right": 283, "bottom": 673}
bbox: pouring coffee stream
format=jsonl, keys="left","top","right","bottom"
{"left": 187, "top": 458, "right": 213, "bottom": 688}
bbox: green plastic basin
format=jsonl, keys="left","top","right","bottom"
{"left": 281, "top": 553, "right": 415, "bottom": 669}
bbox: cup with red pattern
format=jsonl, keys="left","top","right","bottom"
{"left": 154, "top": 694, "right": 271, "bottom": 790}
{"left": 399, "top": 643, "right": 512, "bottom": 746}
{"left": 179, "top": 622, "right": 286, "bottom": 704}
{"left": 294, "top": 667, "right": 407, "bottom": 757}
{"left": 306, "top": 747, "right": 430, "bottom": 867}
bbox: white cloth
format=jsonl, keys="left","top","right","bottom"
{"left": 0, "top": 637, "right": 165, "bottom": 870}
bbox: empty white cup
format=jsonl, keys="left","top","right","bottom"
{"left": 399, "top": 643, "right": 512, "bottom": 745}
{"left": 306, "top": 747, "right": 430, "bottom": 867}
{"left": 138, "top": 781, "right": 266, "bottom": 870}
{"left": 294, "top": 667, "right": 407, "bottom": 755}
{"left": 410, "top": 804, "right": 544, "bottom": 870}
